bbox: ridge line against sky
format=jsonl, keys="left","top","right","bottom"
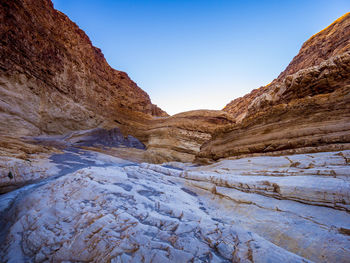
{"left": 52, "top": 0, "right": 350, "bottom": 115}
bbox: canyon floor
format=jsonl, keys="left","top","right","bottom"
{"left": 0, "top": 137, "right": 349, "bottom": 262}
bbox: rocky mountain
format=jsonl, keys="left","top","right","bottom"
{"left": 0, "top": 0, "right": 167, "bottom": 137}
{"left": 198, "top": 13, "right": 350, "bottom": 161}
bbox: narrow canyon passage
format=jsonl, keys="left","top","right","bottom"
{"left": 1, "top": 1, "right": 350, "bottom": 262}
{"left": 1, "top": 145, "right": 349, "bottom": 262}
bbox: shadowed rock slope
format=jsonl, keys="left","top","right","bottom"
{"left": 199, "top": 13, "right": 350, "bottom": 161}
{"left": 0, "top": 0, "right": 167, "bottom": 137}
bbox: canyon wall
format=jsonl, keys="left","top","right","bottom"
{"left": 198, "top": 13, "right": 350, "bottom": 161}
{"left": 144, "top": 110, "right": 235, "bottom": 162}
{"left": 0, "top": 0, "right": 238, "bottom": 163}
{"left": 223, "top": 13, "right": 350, "bottom": 120}
{"left": 1, "top": 0, "right": 349, "bottom": 164}
{"left": 0, "top": 0, "right": 167, "bottom": 137}
{"left": 1, "top": 3, "right": 349, "bottom": 260}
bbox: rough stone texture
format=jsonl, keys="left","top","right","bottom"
{"left": 0, "top": 114, "right": 236, "bottom": 194}
{"left": 0, "top": 134, "right": 62, "bottom": 193}
{"left": 0, "top": 151, "right": 58, "bottom": 194}
{"left": 0, "top": 0, "right": 167, "bottom": 137}
{"left": 223, "top": 12, "right": 350, "bottom": 119}
{"left": 36, "top": 127, "right": 146, "bottom": 149}
{"left": 2, "top": 0, "right": 349, "bottom": 165}
{"left": 200, "top": 13, "right": 350, "bottom": 160}
{"left": 1, "top": 5, "right": 350, "bottom": 261}
{"left": 0, "top": 127, "right": 149, "bottom": 193}
{"left": 144, "top": 110, "right": 235, "bottom": 163}
{"left": 0, "top": 0, "right": 235, "bottom": 164}
{"left": 1, "top": 150, "right": 349, "bottom": 262}
{"left": 199, "top": 85, "right": 350, "bottom": 160}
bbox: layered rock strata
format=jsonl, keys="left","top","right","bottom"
{"left": 0, "top": 0, "right": 167, "bottom": 137}
{"left": 0, "top": 0, "right": 236, "bottom": 165}
{"left": 144, "top": 110, "right": 235, "bottom": 162}
{"left": 223, "top": 13, "right": 350, "bottom": 119}
{"left": 1, "top": 150, "right": 349, "bottom": 262}
{"left": 0, "top": 2, "right": 349, "bottom": 261}
{"left": 199, "top": 13, "right": 350, "bottom": 161}
{"left": 2, "top": 0, "right": 349, "bottom": 165}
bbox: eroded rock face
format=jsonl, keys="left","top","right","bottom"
{"left": 0, "top": 0, "right": 167, "bottom": 137}
{"left": 199, "top": 85, "right": 350, "bottom": 160}
{"left": 144, "top": 110, "right": 236, "bottom": 163}
{"left": 1, "top": 150, "right": 349, "bottom": 262}
{"left": 1, "top": 2, "right": 349, "bottom": 262}
{"left": 0, "top": 0, "right": 234, "bottom": 164}
{"left": 3, "top": 0, "right": 348, "bottom": 165}
{"left": 200, "top": 13, "right": 350, "bottom": 161}
{"left": 223, "top": 13, "right": 350, "bottom": 119}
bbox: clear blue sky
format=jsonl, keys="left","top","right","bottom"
{"left": 52, "top": 0, "right": 349, "bottom": 115}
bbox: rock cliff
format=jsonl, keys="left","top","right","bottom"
{"left": 2, "top": 0, "right": 348, "bottom": 164}
{"left": 199, "top": 13, "right": 350, "bottom": 161}
{"left": 223, "top": 13, "right": 350, "bottom": 120}
{"left": 0, "top": 0, "right": 167, "bottom": 137}
{"left": 0, "top": 0, "right": 234, "bottom": 164}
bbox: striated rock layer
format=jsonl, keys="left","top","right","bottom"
{"left": 143, "top": 110, "right": 235, "bottom": 162}
{"left": 199, "top": 13, "right": 350, "bottom": 161}
{"left": 1, "top": 150, "right": 349, "bottom": 262}
{"left": 0, "top": 0, "right": 167, "bottom": 137}
{"left": 2, "top": 0, "right": 349, "bottom": 165}
{"left": 0, "top": 0, "right": 234, "bottom": 164}
{"left": 0, "top": 3, "right": 349, "bottom": 262}
{"left": 223, "top": 13, "right": 350, "bottom": 119}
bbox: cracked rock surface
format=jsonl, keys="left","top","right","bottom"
{"left": 1, "top": 150, "right": 349, "bottom": 262}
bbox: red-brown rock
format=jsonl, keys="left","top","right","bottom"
{"left": 0, "top": 0, "right": 167, "bottom": 137}
{"left": 199, "top": 13, "right": 350, "bottom": 161}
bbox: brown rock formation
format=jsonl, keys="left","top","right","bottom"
{"left": 0, "top": 0, "right": 237, "bottom": 165}
{"left": 145, "top": 110, "right": 235, "bottom": 162}
{"left": 0, "top": 0, "right": 167, "bottom": 137}
{"left": 199, "top": 13, "right": 350, "bottom": 161}
{"left": 223, "top": 13, "right": 350, "bottom": 120}
{"left": 73, "top": 111, "right": 236, "bottom": 164}
{"left": 0, "top": 0, "right": 240, "bottom": 171}
{"left": 1, "top": 0, "right": 349, "bottom": 165}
